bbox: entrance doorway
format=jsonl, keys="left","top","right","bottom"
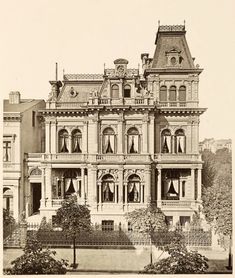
{"left": 32, "top": 183, "right": 41, "bottom": 214}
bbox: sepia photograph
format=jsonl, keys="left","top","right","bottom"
{"left": 1, "top": 0, "right": 234, "bottom": 276}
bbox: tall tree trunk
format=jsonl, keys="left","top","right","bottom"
{"left": 73, "top": 236, "right": 76, "bottom": 268}
{"left": 150, "top": 236, "right": 153, "bottom": 265}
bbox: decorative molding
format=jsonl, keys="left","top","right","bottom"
{"left": 97, "top": 169, "right": 119, "bottom": 182}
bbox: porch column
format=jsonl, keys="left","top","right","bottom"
{"left": 197, "top": 168, "right": 202, "bottom": 201}
{"left": 157, "top": 168, "right": 162, "bottom": 207}
{"left": 98, "top": 183, "right": 102, "bottom": 204}
{"left": 115, "top": 184, "right": 118, "bottom": 203}
{"left": 149, "top": 116, "right": 154, "bottom": 156}
{"left": 81, "top": 168, "right": 85, "bottom": 201}
{"left": 45, "top": 167, "right": 52, "bottom": 207}
{"left": 13, "top": 184, "right": 19, "bottom": 220}
{"left": 191, "top": 168, "right": 195, "bottom": 200}
{"left": 61, "top": 177, "right": 65, "bottom": 199}
{"left": 124, "top": 182, "right": 128, "bottom": 204}
{"left": 144, "top": 167, "right": 151, "bottom": 203}
{"left": 140, "top": 184, "right": 143, "bottom": 203}
{"left": 171, "top": 135, "right": 175, "bottom": 154}
{"left": 40, "top": 168, "right": 45, "bottom": 207}
{"left": 84, "top": 169, "right": 88, "bottom": 202}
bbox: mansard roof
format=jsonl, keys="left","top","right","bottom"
{"left": 151, "top": 25, "right": 196, "bottom": 70}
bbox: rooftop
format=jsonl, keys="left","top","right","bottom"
{"left": 4, "top": 99, "right": 44, "bottom": 113}
{"left": 64, "top": 74, "right": 103, "bottom": 81}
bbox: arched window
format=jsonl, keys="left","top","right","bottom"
{"left": 159, "top": 86, "right": 167, "bottom": 102}
{"left": 161, "top": 129, "right": 171, "bottom": 153}
{"left": 127, "top": 127, "right": 139, "bottom": 153}
{"left": 103, "top": 127, "right": 115, "bottom": 154}
{"left": 3, "top": 187, "right": 13, "bottom": 213}
{"left": 175, "top": 129, "right": 186, "bottom": 153}
{"left": 111, "top": 84, "right": 119, "bottom": 98}
{"left": 102, "top": 174, "right": 114, "bottom": 202}
{"left": 124, "top": 84, "right": 131, "bottom": 98}
{"left": 59, "top": 129, "right": 69, "bottom": 153}
{"left": 179, "top": 86, "right": 186, "bottom": 102}
{"left": 128, "top": 174, "right": 140, "bottom": 203}
{"left": 169, "top": 86, "right": 177, "bottom": 101}
{"left": 72, "top": 129, "right": 82, "bottom": 153}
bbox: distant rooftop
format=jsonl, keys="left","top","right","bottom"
{"left": 64, "top": 74, "right": 103, "bottom": 81}
{"left": 4, "top": 99, "right": 44, "bottom": 113}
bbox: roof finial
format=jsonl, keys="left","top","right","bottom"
{"left": 158, "top": 20, "right": 160, "bottom": 27}
{"left": 55, "top": 62, "right": 58, "bottom": 81}
{"left": 184, "top": 20, "right": 186, "bottom": 27}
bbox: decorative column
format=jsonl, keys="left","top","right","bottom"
{"left": 197, "top": 168, "right": 202, "bottom": 201}
{"left": 157, "top": 168, "right": 162, "bottom": 207}
{"left": 142, "top": 115, "right": 148, "bottom": 153}
{"left": 124, "top": 182, "right": 128, "bottom": 205}
{"left": 191, "top": 168, "right": 195, "bottom": 200}
{"left": 117, "top": 114, "right": 124, "bottom": 154}
{"left": 92, "top": 114, "right": 99, "bottom": 154}
{"left": 118, "top": 169, "right": 123, "bottom": 207}
{"left": 61, "top": 177, "right": 65, "bottom": 199}
{"left": 45, "top": 118, "right": 51, "bottom": 153}
{"left": 13, "top": 183, "right": 19, "bottom": 220}
{"left": 115, "top": 184, "right": 118, "bottom": 203}
{"left": 171, "top": 135, "right": 175, "bottom": 154}
{"left": 50, "top": 118, "right": 57, "bottom": 153}
{"left": 83, "top": 121, "right": 88, "bottom": 154}
{"left": 88, "top": 166, "right": 97, "bottom": 210}
{"left": 140, "top": 183, "right": 143, "bottom": 203}
{"left": 98, "top": 182, "right": 102, "bottom": 205}
{"left": 149, "top": 115, "right": 154, "bottom": 156}
{"left": 118, "top": 79, "right": 123, "bottom": 98}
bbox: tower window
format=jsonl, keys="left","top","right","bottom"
{"left": 111, "top": 84, "right": 119, "bottom": 98}
{"left": 159, "top": 86, "right": 167, "bottom": 102}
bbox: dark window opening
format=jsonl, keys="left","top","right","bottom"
{"left": 102, "top": 220, "right": 114, "bottom": 231}
{"left": 182, "top": 181, "right": 186, "bottom": 197}
{"left": 124, "top": 85, "right": 131, "bottom": 98}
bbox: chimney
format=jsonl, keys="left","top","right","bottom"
{"left": 9, "top": 91, "right": 21, "bottom": 104}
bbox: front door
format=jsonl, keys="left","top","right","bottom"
{"left": 32, "top": 183, "right": 41, "bottom": 213}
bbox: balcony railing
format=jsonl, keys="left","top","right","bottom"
{"left": 158, "top": 200, "right": 193, "bottom": 208}
{"left": 154, "top": 153, "right": 201, "bottom": 162}
{"left": 159, "top": 101, "right": 198, "bottom": 108}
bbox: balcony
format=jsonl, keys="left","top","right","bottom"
{"left": 159, "top": 101, "right": 199, "bottom": 108}
{"left": 90, "top": 97, "right": 155, "bottom": 106}
{"left": 154, "top": 153, "right": 201, "bottom": 163}
{"left": 158, "top": 200, "right": 196, "bottom": 209}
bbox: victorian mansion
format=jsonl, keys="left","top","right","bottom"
{"left": 4, "top": 25, "right": 206, "bottom": 229}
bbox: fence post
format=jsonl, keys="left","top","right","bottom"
{"left": 19, "top": 222, "right": 28, "bottom": 248}
{"left": 211, "top": 228, "right": 222, "bottom": 250}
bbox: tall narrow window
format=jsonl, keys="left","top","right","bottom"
{"left": 103, "top": 127, "right": 115, "bottom": 154}
{"left": 159, "top": 86, "right": 167, "bottom": 101}
{"left": 72, "top": 129, "right": 82, "bottom": 153}
{"left": 111, "top": 84, "right": 119, "bottom": 98}
{"left": 161, "top": 129, "right": 171, "bottom": 153}
{"left": 127, "top": 128, "right": 139, "bottom": 153}
{"left": 175, "top": 129, "right": 186, "bottom": 153}
{"left": 59, "top": 129, "right": 69, "bottom": 153}
{"left": 63, "top": 169, "right": 80, "bottom": 198}
{"left": 128, "top": 174, "right": 140, "bottom": 203}
{"left": 3, "top": 141, "right": 11, "bottom": 162}
{"left": 169, "top": 86, "right": 177, "bottom": 101}
{"left": 124, "top": 84, "right": 131, "bottom": 98}
{"left": 102, "top": 174, "right": 114, "bottom": 202}
{"left": 179, "top": 86, "right": 186, "bottom": 101}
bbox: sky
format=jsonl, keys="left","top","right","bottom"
{"left": 0, "top": 0, "right": 235, "bottom": 141}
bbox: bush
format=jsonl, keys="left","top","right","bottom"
{"left": 141, "top": 229, "right": 209, "bottom": 274}
{"left": 10, "top": 233, "right": 68, "bottom": 274}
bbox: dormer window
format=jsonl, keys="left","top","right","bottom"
{"left": 124, "top": 85, "right": 131, "bottom": 98}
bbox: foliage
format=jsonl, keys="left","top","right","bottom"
{"left": 125, "top": 202, "right": 167, "bottom": 236}
{"left": 201, "top": 149, "right": 232, "bottom": 237}
{"left": 3, "top": 208, "right": 15, "bottom": 226}
{"left": 142, "top": 229, "right": 209, "bottom": 274}
{"left": 38, "top": 216, "right": 53, "bottom": 232}
{"left": 54, "top": 195, "right": 91, "bottom": 267}
{"left": 10, "top": 233, "right": 68, "bottom": 274}
{"left": 54, "top": 195, "right": 91, "bottom": 237}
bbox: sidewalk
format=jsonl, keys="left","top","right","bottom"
{"left": 3, "top": 247, "right": 232, "bottom": 274}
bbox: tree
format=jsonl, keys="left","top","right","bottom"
{"left": 142, "top": 229, "right": 209, "bottom": 274}
{"left": 125, "top": 202, "right": 167, "bottom": 264}
{"left": 10, "top": 233, "right": 68, "bottom": 274}
{"left": 3, "top": 208, "right": 15, "bottom": 226}
{"left": 54, "top": 195, "right": 91, "bottom": 268}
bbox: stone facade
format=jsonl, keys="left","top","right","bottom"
{"left": 24, "top": 25, "right": 206, "bottom": 229}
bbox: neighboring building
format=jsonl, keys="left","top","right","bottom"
{"left": 199, "top": 138, "right": 232, "bottom": 153}
{"left": 25, "top": 24, "right": 206, "bottom": 229}
{"left": 3, "top": 92, "right": 45, "bottom": 220}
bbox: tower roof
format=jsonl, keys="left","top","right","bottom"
{"left": 151, "top": 25, "right": 196, "bottom": 69}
